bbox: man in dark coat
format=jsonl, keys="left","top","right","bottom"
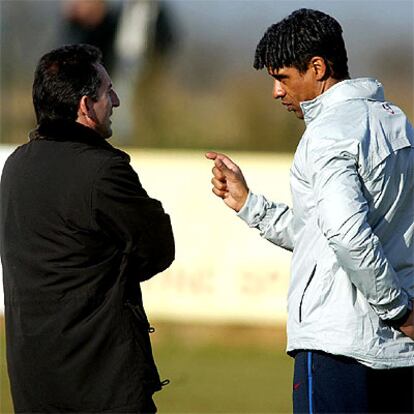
{"left": 0, "top": 44, "right": 175, "bottom": 413}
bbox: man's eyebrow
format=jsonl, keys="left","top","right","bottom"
{"left": 271, "top": 73, "right": 288, "bottom": 80}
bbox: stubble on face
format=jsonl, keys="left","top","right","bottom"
{"left": 91, "top": 64, "right": 118, "bottom": 139}
{"left": 268, "top": 65, "right": 320, "bottom": 120}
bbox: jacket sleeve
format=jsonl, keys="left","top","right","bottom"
{"left": 308, "top": 139, "right": 410, "bottom": 321}
{"left": 92, "top": 156, "right": 175, "bottom": 281}
{"left": 237, "top": 191, "right": 295, "bottom": 251}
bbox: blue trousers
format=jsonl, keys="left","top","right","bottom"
{"left": 293, "top": 350, "right": 414, "bottom": 413}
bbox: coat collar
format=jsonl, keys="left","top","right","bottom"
{"left": 301, "top": 78, "right": 385, "bottom": 125}
{"left": 29, "top": 119, "right": 129, "bottom": 159}
{"left": 31, "top": 119, "right": 110, "bottom": 147}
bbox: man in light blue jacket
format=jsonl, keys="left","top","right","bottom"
{"left": 206, "top": 8, "right": 413, "bottom": 413}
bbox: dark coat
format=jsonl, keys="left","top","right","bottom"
{"left": 0, "top": 120, "right": 175, "bottom": 413}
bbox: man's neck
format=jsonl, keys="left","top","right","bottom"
{"left": 319, "top": 77, "right": 348, "bottom": 96}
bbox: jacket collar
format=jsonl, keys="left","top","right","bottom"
{"left": 30, "top": 119, "right": 111, "bottom": 148}
{"left": 301, "top": 78, "right": 385, "bottom": 125}
{"left": 29, "top": 119, "right": 129, "bottom": 160}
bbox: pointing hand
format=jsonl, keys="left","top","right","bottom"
{"left": 205, "top": 152, "right": 249, "bottom": 212}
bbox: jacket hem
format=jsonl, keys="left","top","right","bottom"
{"left": 287, "top": 341, "right": 414, "bottom": 369}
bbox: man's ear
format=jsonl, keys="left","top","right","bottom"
{"left": 78, "top": 95, "right": 92, "bottom": 119}
{"left": 309, "top": 56, "right": 329, "bottom": 81}
{"left": 77, "top": 95, "right": 97, "bottom": 128}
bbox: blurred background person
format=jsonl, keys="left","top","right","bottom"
{"left": 59, "top": 0, "right": 121, "bottom": 72}
{"left": 59, "top": 0, "right": 177, "bottom": 144}
{"left": 112, "top": 0, "right": 176, "bottom": 143}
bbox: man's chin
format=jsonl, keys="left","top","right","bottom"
{"left": 291, "top": 109, "right": 304, "bottom": 119}
{"left": 98, "top": 127, "right": 113, "bottom": 140}
{"left": 284, "top": 106, "right": 304, "bottom": 119}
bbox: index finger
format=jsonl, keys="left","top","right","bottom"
{"left": 205, "top": 151, "right": 218, "bottom": 160}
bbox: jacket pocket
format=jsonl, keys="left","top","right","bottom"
{"left": 298, "top": 264, "right": 317, "bottom": 323}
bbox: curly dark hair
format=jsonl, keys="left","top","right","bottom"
{"left": 254, "top": 8, "right": 349, "bottom": 80}
{"left": 32, "top": 44, "right": 103, "bottom": 124}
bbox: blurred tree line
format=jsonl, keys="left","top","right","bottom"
{"left": 0, "top": 0, "right": 412, "bottom": 153}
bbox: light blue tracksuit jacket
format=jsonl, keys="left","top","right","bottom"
{"left": 238, "top": 78, "right": 414, "bottom": 369}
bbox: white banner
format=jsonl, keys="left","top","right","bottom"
{"left": 0, "top": 146, "right": 293, "bottom": 324}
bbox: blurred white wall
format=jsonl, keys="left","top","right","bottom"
{"left": 0, "top": 146, "right": 293, "bottom": 324}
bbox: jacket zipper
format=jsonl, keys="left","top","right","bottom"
{"left": 299, "top": 265, "right": 316, "bottom": 323}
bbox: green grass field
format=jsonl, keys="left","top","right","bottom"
{"left": 1, "top": 318, "right": 293, "bottom": 413}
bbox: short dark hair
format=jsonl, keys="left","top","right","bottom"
{"left": 32, "top": 44, "right": 103, "bottom": 124}
{"left": 254, "top": 8, "right": 349, "bottom": 80}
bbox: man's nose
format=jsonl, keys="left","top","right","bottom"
{"left": 272, "top": 79, "right": 285, "bottom": 99}
{"left": 111, "top": 90, "right": 120, "bottom": 107}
